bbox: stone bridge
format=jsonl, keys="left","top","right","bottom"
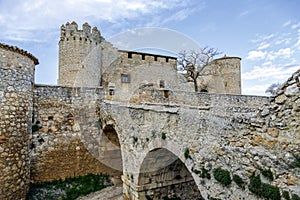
{"left": 96, "top": 76, "right": 300, "bottom": 199}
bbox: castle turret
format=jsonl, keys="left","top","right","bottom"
{"left": 206, "top": 56, "right": 241, "bottom": 94}
{"left": 58, "top": 21, "right": 102, "bottom": 86}
{"left": 0, "top": 43, "right": 38, "bottom": 200}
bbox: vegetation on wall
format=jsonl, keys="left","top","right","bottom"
{"left": 283, "top": 190, "right": 291, "bottom": 200}
{"left": 260, "top": 168, "right": 274, "bottom": 181}
{"left": 161, "top": 132, "right": 167, "bottom": 140}
{"left": 248, "top": 173, "right": 281, "bottom": 200}
{"left": 233, "top": 174, "right": 245, "bottom": 189}
{"left": 212, "top": 168, "right": 231, "bottom": 186}
{"left": 26, "top": 173, "right": 112, "bottom": 200}
{"left": 184, "top": 148, "right": 191, "bottom": 159}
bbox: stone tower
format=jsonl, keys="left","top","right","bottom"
{"left": 202, "top": 56, "right": 241, "bottom": 94}
{"left": 0, "top": 43, "right": 38, "bottom": 200}
{"left": 58, "top": 21, "right": 102, "bottom": 86}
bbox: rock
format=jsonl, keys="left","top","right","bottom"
{"left": 267, "top": 128, "right": 279, "bottom": 138}
{"left": 261, "top": 108, "right": 270, "bottom": 117}
{"left": 285, "top": 84, "right": 299, "bottom": 96}
{"left": 275, "top": 94, "right": 287, "bottom": 104}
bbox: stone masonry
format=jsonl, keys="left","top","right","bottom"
{"left": 0, "top": 21, "right": 299, "bottom": 200}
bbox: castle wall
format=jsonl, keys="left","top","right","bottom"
{"left": 101, "top": 51, "right": 193, "bottom": 102}
{"left": 0, "top": 44, "right": 38, "bottom": 200}
{"left": 30, "top": 85, "right": 122, "bottom": 183}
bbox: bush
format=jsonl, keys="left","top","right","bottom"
{"left": 248, "top": 174, "right": 263, "bottom": 196}
{"left": 261, "top": 168, "right": 274, "bottom": 181}
{"left": 261, "top": 183, "right": 280, "bottom": 200}
{"left": 213, "top": 168, "right": 231, "bottom": 186}
{"left": 32, "top": 124, "right": 40, "bottom": 132}
{"left": 26, "top": 173, "right": 112, "bottom": 200}
{"left": 200, "top": 166, "right": 211, "bottom": 179}
{"left": 248, "top": 173, "right": 280, "bottom": 200}
{"left": 161, "top": 132, "right": 167, "bottom": 140}
{"left": 233, "top": 174, "right": 244, "bottom": 189}
{"left": 283, "top": 190, "right": 291, "bottom": 200}
{"left": 292, "top": 193, "right": 300, "bottom": 200}
{"left": 184, "top": 148, "right": 191, "bottom": 159}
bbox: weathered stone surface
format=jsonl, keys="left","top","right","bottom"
{"left": 275, "top": 94, "right": 287, "bottom": 104}
{"left": 267, "top": 127, "right": 279, "bottom": 138}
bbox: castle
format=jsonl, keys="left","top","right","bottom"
{"left": 0, "top": 22, "right": 299, "bottom": 200}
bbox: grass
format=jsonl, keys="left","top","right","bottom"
{"left": 26, "top": 173, "right": 112, "bottom": 200}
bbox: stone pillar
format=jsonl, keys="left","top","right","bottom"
{"left": 0, "top": 43, "right": 38, "bottom": 200}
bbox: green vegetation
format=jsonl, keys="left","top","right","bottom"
{"left": 213, "top": 168, "right": 231, "bottom": 186}
{"left": 184, "top": 148, "right": 191, "bottom": 159}
{"left": 289, "top": 154, "right": 300, "bottom": 169}
{"left": 200, "top": 166, "right": 211, "bottom": 179}
{"left": 26, "top": 173, "right": 112, "bottom": 200}
{"left": 32, "top": 124, "right": 40, "bottom": 132}
{"left": 233, "top": 174, "right": 244, "bottom": 189}
{"left": 161, "top": 132, "right": 167, "bottom": 140}
{"left": 248, "top": 173, "right": 280, "bottom": 200}
{"left": 261, "top": 168, "right": 274, "bottom": 181}
{"left": 292, "top": 193, "right": 300, "bottom": 200}
{"left": 283, "top": 190, "right": 291, "bottom": 200}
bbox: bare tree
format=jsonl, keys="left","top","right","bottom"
{"left": 177, "top": 47, "right": 220, "bottom": 92}
{"left": 265, "top": 82, "right": 281, "bottom": 95}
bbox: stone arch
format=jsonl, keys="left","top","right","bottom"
{"left": 136, "top": 147, "right": 203, "bottom": 200}
{"left": 97, "top": 117, "right": 124, "bottom": 181}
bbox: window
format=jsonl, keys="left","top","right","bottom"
{"left": 121, "top": 74, "right": 130, "bottom": 83}
{"left": 159, "top": 80, "right": 165, "bottom": 88}
{"left": 109, "top": 89, "right": 115, "bottom": 95}
{"left": 128, "top": 52, "right": 132, "bottom": 58}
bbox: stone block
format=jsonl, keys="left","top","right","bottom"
{"left": 267, "top": 128, "right": 279, "bottom": 138}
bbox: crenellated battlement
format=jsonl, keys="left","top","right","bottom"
{"left": 60, "top": 21, "right": 102, "bottom": 44}
{"left": 119, "top": 50, "right": 177, "bottom": 65}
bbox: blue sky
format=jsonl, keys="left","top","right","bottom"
{"left": 0, "top": 0, "right": 299, "bottom": 95}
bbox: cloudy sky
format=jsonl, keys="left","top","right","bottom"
{"left": 0, "top": 0, "right": 299, "bottom": 95}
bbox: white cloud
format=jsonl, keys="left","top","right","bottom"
{"left": 242, "top": 83, "right": 271, "bottom": 95}
{"left": 283, "top": 20, "right": 291, "bottom": 27}
{"left": 266, "top": 48, "right": 294, "bottom": 61}
{"left": 0, "top": 0, "right": 195, "bottom": 42}
{"left": 251, "top": 33, "right": 274, "bottom": 43}
{"left": 295, "top": 37, "right": 300, "bottom": 50}
{"left": 246, "top": 50, "right": 266, "bottom": 60}
{"left": 242, "top": 64, "right": 300, "bottom": 81}
{"left": 257, "top": 43, "right": 270, "bottom": 50}
{"left": 291, "top": 22, "right": 300, "bottom": 29}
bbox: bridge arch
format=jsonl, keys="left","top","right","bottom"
{"left": 136, "top": 147, "right": 203, "bottom": 200}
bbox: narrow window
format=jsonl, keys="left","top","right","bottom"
{"left": 121, "top": 74, "right": 130, "bottom": 83}
{"left": 109, "top": 89, "right": 115, "bottom": 95}
{"left": 128, "top": 52, "right": 132, "bottom": 58}
{"left": 166, "top": 57, "right": 169, "bottom": 62}
{"left": 142, "top": 54, "right": 145, "bottom": 60}
{"left": 154, "top": 56, "right": 158, "bottom": 61}
{"left": 163, "top": 90, "right": 169, "bottom": 98}
{"left": 159, "top": 80, "right": 165, "bottom": 88}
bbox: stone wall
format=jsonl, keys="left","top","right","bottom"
{"left": 31, "top": 85, "right": 122, "bottom": 182}
{"left": 58, "top": 22, "right": 102, "bottom": 87}
{"left": 100, "top": 77, "right": 299, "bottom": 199}
{"left": 0, "top": 43, "right": 38, "bottom": 200}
